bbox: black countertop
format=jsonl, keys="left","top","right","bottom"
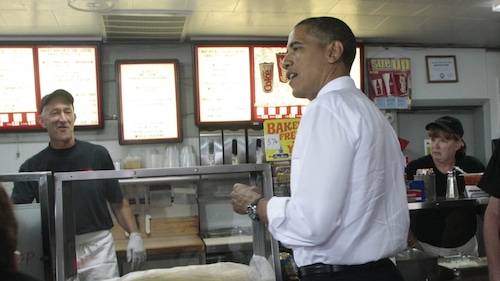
{"left": 408, "top": 197, "right": 489, "bottom": 211}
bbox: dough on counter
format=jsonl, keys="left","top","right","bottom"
{"left": 104, "top": 262, "right": 260, "bottom": 281}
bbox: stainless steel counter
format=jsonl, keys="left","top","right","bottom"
{"left": 408, "top": 197, "right": 489, "bottom": 211}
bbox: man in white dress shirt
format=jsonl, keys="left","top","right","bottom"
{"left": 231, "top": 17, "right": 409, "bottom": 281}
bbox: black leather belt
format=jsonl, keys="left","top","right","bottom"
{"left": 298, "top": 258, "right": 389, "bottom": 277}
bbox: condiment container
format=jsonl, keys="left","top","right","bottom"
{"left": 124, "top": 155, "right": 142, "bottom": 169}
{"left": 446, "top": 170, "right": 459, "bottom": 199}
{"left": 424, "top": 173, "right": 436, "bottom": 201}
{"left": 396, "top": 248, "right": 439, "bottom": 281}
{"left": 462, "top": 172, "right": 483, "bottom": 186}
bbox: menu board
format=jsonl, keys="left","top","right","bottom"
{"left": 0, "top": 44, "right": 102, "bottom": 130}
{"left": 252, "top": 45, "right": 306, "bottom": 121}
{"left": 253, "top": 45, "right": 363, "bottom": 121}
{"left": 196, "top": 44, "right": 364, "bottom": 126}
{"left": 37, "top": 45, "right": 101, "bottom": 127}
{"left": 353, "top": 45, "right": 363, "bottom": 90}
{"left": 0, "top": 47, "right": 38, "bottom": 128}
{"left": 195, "top": 46, "right": 252, "bottom": 125}
{"left": 117, "top": 60, "right": 181, "bottom": 144}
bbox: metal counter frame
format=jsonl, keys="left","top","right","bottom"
{"left": 408, "top": 197, "right": 490, "bottom": 210}
{"left": 0, "top": 171, "right": 54, "bottom": 281}
{"left": 53, "top": 164, "right": 281, "bottom": 281}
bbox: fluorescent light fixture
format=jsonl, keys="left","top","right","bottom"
{"left": 102, "top": 9, "right": 192, "bottom": 15}
{"left": 68, "top": 0, "right": 116, "bottom": 12}
{"left": 493, "top": 0, "right": 500, "bottom": 12}
{"left": 0, "top": 36, "right": 102, "bottom": 41}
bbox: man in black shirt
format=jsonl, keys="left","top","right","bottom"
{"left": 11, "top": 89, "right": 146, "bottom": 281}
{"left": 478, "top": 144, "right": 500, "bottom": 280}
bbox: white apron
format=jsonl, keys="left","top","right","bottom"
{"left": 76, "top": 230, "right": 119, "bottom": 281}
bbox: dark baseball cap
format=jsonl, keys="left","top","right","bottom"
{"left": 425, "top": 116, "right": 464, "bottom": 137}
{"left": 40, "top": 89, "right": 74, "bottom": 113}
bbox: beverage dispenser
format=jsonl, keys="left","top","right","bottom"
{"left": 247, "top": 128, "right": 265, "bottom": 164}
{"left": 222, "top": 129, "right": 246, "bottom": 164}
{"left": 199, "top": 130, "right": 223, "bottom": 166}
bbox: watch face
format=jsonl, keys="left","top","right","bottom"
{"left": 247, "top": 204, "right": 259, "bottom": 221}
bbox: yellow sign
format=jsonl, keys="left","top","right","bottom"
{"left": 263, "top": 118, "right": 300, "bottom": 161}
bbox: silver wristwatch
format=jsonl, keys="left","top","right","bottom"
{"left": 247, "top": 196, "right": 264, "bottom": 221}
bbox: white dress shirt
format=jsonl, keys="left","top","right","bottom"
{"left": 267, "top": 76, "right": 409, "bottom": 267}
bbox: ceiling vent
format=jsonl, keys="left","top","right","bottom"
{"left": 100, "top": 10, "right": 191, "bottom": 43}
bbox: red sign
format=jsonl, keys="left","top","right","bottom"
{"left": 367, "top": 58, "right": 411, "bottom": 109}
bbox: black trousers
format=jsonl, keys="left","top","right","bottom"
{"left": 299, "top": 258, "right": 405, "bottom": 281}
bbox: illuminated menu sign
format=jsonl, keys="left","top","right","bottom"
{"left": 196, "top": 44, "right": 363, "bottom": 126}
{"left": 252, "top": 46, "right": 307, "bottom": 121}
{"left": 195, "top": 46, "right": 252, "bottom": 124}
{"left": 253, "top": 45, "right": 363, "bottom": 121}
{"left": 118, "top": 60, "right": 181, "bottom": 144}
{"left": 38, "top": 46, "right": 101, "bottom": 127}
{"left": 0, "top": 45, "right": 102, "bottom": 130}
{"left": 0, "top": 47, "right": 37, "bottom": 128}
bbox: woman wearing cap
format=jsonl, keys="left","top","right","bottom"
{"left": 405, "top": 116, "right": 485, "bottom": 256}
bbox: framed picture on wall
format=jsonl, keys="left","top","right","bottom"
{"left": 425, "top": 55, "right": 458, "bottom": 83}
{"left": 117, "top": 60, "right": 182, "bottom": 144}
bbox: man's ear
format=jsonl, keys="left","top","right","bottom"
{"left": 327, "top": 40, "right": 344, "bottom": 63}
{"left": 38, "top": 114, "right": 47, "bottom": 128}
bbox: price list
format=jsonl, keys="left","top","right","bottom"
{"left": 252, "top": 46, "right": 308, "bottom": 121}
{"left": 0, "top": 47, "right": 38, "bottom": 128}
{"left": 118, "top": 61, "right": 181, "bottom": 144}
{"left": 37, "top": 46, "right": 101, "bottom": 126}
{"left": 196, "top": 46, "right": 252, "bottom": 124}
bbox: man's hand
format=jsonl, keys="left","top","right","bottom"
{"left": 127, "top": 232, "right": 146, "bottom": 271}
{"left": 231, "top": 183, "right": 261, "bottom": 214}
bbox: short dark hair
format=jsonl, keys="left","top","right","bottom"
{"left": 0, "top": 184, "right": 17, "bottom": 269}
{"left": 296, "top": 17, "right": 357, "bottom": 71}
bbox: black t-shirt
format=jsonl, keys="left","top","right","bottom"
{"left": 478, "top": 145, "right": 500, "bottom": 198}
{"left": 11, "top": 139, "right": 123, "bottom": 235}
{"left": 405, "top": 154, "right": 485, "bottom": 248}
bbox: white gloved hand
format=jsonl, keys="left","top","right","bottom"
{"left": 127, "top": 232, "right": 146, "bottom": 271}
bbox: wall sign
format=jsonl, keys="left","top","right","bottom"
{"left": 0, "top": 45, "right": 102, "bottom": 130}
{"left": 426, "top": 55, "right": 458, "bottom": 83}
{"left": 367, "top": 57, "right": 411, "bottom": 110}
{"left": 252, "top": 45, "right": 307, "bottom": 121}
{"left": 117, "top": 60, "right": 182, "bottom": 144}
{"left": 195, "top": 44, "right": 364, "bottom": 126}
{"left": 263, "top": 118, "right": 300, "bottom": 161}
{"left": 195, "top": 46, "right": 252, "bottom": 125}
{"left": 0, "top": 47, "right": 37, "bottom": 128}
{"left": 38, "top": 45, "right": 101, "bottom": 127}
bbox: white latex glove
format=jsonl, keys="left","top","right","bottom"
{"left": 127, "top": 232, "right": 146, "bottom": 271}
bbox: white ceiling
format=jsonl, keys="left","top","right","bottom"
{"left": 0, "top": 0, "right": 499, "bottom": 48}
